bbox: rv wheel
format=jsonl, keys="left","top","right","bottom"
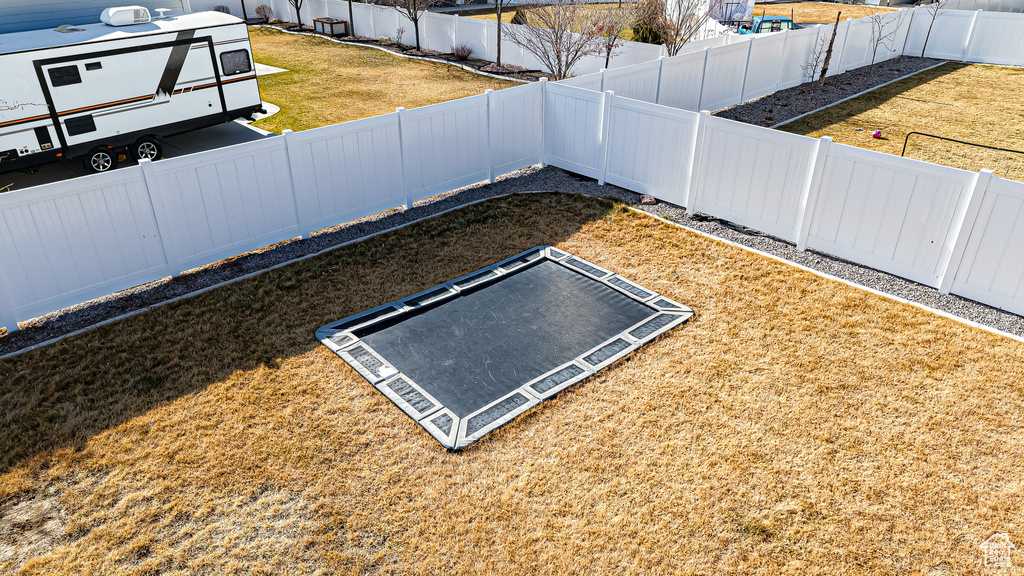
{"left": 84, "top": 148, "right": 118, "bottom": 173}
{"left": 132, "top": 137, "right": 163, "bottom": 161}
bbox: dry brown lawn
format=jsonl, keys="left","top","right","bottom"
{"left": 248, "top": 27, "right": 516, "bottom": 133}
{"left": 753, "top": 1, "right": 896, "bottom": 23}
{"left": 2, "top": 193, "right": 1023, "bottom": 575}
{"left": 779, "top": 63, "right": 1024, "bottom": 176}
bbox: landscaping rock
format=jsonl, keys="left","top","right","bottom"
{"left": 640, "top": 195, "right": 657, "bottom": 205}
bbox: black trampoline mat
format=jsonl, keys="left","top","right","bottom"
{"left": 316, "top": 246, "right": 693, "bottom": 449}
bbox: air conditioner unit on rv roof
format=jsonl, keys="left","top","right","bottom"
{"left": 101, "top": 6, "right": 152, "bottom": 26}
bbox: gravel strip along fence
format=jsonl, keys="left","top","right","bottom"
{"left": 2, "top": 165, "right": 1021, "bottom": 357}
{"left": 714, "top": 56, "right": 947, "bottom": 127}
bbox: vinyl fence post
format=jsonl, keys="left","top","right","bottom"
{"left": 281, "top": 129, "right": 309, "bottom": 238}
{"left": 0, "top": 271, "right": 18, "bottom": 333}
{"left": 738, "top": 37, "right": 754, "bottom": 105}
{"left": 795, "top": 135, "right": 832, "bottom": 250}
{"left": 599, "top": 68, "right": 607, "bottom": 92}
{"left": 139, "top": 158, "right": 185, "bottom": 277}
{"left": 485, "top": 89, "right": 496, "bottom": 183}
{"left": 654, "top": 55, "right": 666, "bottom": 104}
{"left": 900, "top": 6, "right": 918, "bottom": 56}
{"left": 598, "top": 90, "right": 614, "bottom": 186}
{"left": 539, "top": 77, "right": 548, "bottom": 168}
{"left": 938, "top": 168, "right": 994, "bottom": 293}
{"left": 696, "top": 47, "right": 709, "bottom": 112}
{"left": 962, "top": 10, "right": 983, "bottom": 61}
{"left": 396, "top": 107, "right": 412, "bottom": 209}
{"left": 684, "top": 110, "right": 712, "bottom": 214}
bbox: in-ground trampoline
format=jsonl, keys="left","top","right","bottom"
{"left": 316, "top": 246, "right": 694, "bottom": 449}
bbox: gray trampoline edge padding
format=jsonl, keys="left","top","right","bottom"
{"left": 316, "top": 246, "right": 694, "bottom": 450}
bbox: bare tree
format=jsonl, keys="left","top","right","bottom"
{"left": 818, "top": 12, "right": 841, "bottom": 85}
{"left": 386, "top": 0, "right": 437, "bottom": 50}
{"left": 494, "top": 0, "right": 517, "bottom": 67}
{"left": 801, "top": 34, "right": 829, "bottom": 82}
{"left": 919, "top": 0, "right": 949, "bottom": 57}
{"left": 347, "top": 0, "right": 356, "bottom": 36}
{"left": 637, "top": 0, "right": 722, "bottom": 57}
{"left": 502, "top": 0, "right": 605, "bottom": 80}
{"left": 592, "top": 3, "right": 639, "bottom": 69}
{"left": 288, "top": 0, "right": 305, "bottom": 28}
{"left": 868, "top": 12, "right": 901, "bottom": 65}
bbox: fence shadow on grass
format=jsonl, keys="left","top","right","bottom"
{"left": 775, "top": 61, "right": 970, "bottom": 136}
{"left": 0, "top": 192, "right": 615, "bottom": 479}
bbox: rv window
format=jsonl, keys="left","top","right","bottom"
{"left": 48, "top": 65, "right": 82, "bottom": 87}
{"left": 220, "top": 49, "right": 252, "bottom": 76}
{"left": 64, "top": 115, "right": 96, "bottom": 136}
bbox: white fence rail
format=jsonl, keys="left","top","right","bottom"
{"left": 6, "top": 2, "right": 1024, "bottom": 332}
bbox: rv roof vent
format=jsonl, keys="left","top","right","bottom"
{"left": 100, "top": 6, "right": 152, "bottom": 26}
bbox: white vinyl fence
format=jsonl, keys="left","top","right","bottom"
{"left": 4, "top": 76, "right": 1024, "bottom": 334}
{"left": 189, "top": 0, "right": 677, "bottom": 75}
{"left": 562, "top": 7, "right": 1024, "bottom": 113}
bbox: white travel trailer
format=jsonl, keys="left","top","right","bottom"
{"left": 0, "top": 7, "right": 263, "bottom": 174}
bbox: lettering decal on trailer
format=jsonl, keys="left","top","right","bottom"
{"left": 156, "top": 30, "right": 196, "bottom": 97}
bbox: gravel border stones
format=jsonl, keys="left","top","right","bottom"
{"left": 2, "top": 165, "right": 1021, "bottom": 358}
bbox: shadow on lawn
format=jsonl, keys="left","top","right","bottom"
{"left": 777, "top": 61, "right": 969, "bottom": 135}
{"left": 0, "top": 192, "right": 615, "bottom": 479}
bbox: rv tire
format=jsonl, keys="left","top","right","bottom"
{"left": 132, "top": 137, "right": 163, "bottom": 161}
{"left": 84, "top": 148, "right": 118, "bottom": 173}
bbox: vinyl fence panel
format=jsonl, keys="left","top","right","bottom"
{"left": 692, "top": 117, "right": 818, "bottom": 242}
{"left": 490, "top": 83, "right": 544, "bottom": 174}
{"left": 400, "top": 95, "right": 491, "bottom": 203}
{"left": 0, "top": 169, "right": 170, "bottom": 323}
{"left": 543, "top": 83, "right": 606, "bottom": 178}
{"left": 423, "top": 12, "right": 456, "bottom": 53}
{"left": 741, "top": 32, "right": 787, "bottom": 102}
{"left": 287, "top": 114, "right": 406, "bottom": 233}
{"left": 560, "top": 72, "right": 603, "bottom": 91}
{"left": 656, "top": 50, "right": 708, "bottom": 111}
{"left": 777, "top": 27, "right": 821, "bottom": 90}
{"left": 456, "top": 16, "right": 489, "bottom": 60}
{"left": 602, "top": 59, "right": 662, "bottom": 103}
{"left": 148, "top": 137, "right": 299, "bottom": 274}
{"left": 604, "top": 96, "right": 700, "bottom": 205}
{"left": 806, "top": 143, "right": 977, "bottom": 287}
{"left": 905, "top": 7, "right": 976, "bottom": 58}
{"left": 966, "top": 12, "right": 1024, "bottom": 64}
{"left": 950, "top": 176, "right": 1024, "bottom": 315}
{"left": 698, "top": 42, "right": 749, "bottom": 111}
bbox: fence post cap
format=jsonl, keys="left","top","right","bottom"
{"left": 539, "top": 77, "right": 548, "bottom": 83}
{"left": 282, "top": 128, "right": 294, "bottom": 134}
{"left": 396, "top": 107, "right": 407, "bottom": 112}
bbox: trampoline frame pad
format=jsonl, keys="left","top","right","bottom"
{"left": 316, "top": 246, "right": 693, "bottom": 449}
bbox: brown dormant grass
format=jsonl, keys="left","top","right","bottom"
{"left": 248, "top": 27, "right": 515, "bottom": 133}
{"left": 753, "top": 1, "right": 896, "bottom": 23}
{"left": 2, "top": 193, "right": 1023, "bottom": 574}
{"left": 779, "top": 63, "right": 1024, "bottom": 176}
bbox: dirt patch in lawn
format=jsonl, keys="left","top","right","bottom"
{"left": 248, "top": 26, "right": 517, "bottom": 133}
{"left": 2, "top": 193, "right": 1023, "bottom": 575}
{"left": 777, "top": 62, "right": 1024, "bottom": 176}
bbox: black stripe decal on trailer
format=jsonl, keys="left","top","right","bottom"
{"left": 156, "top": 31, "right": 196, "bottom": 97}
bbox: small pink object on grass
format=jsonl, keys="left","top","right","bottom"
{"left": 872, "top": 130, "right": 882, "bottom": 138}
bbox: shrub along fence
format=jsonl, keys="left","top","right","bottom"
{"left": 2, "top": 78, "right": 1023, "bottom": 334}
